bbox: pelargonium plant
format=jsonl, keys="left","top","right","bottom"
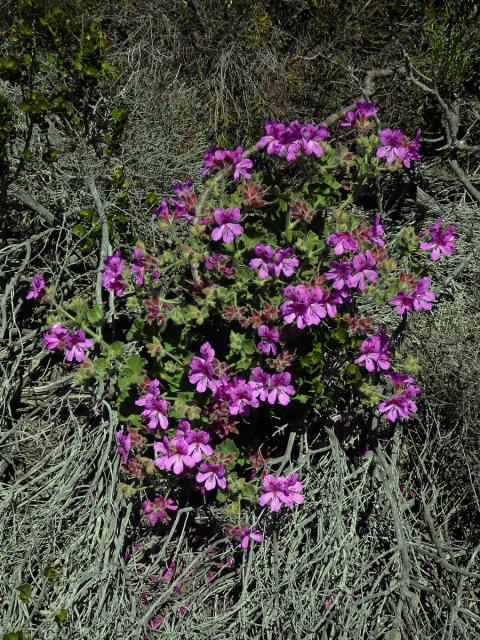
{"left": 33, "top": 101, "right": 457, "bottom": 564}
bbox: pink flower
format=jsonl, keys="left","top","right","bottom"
{"left": 326, "top": 231, "right": 359, "bottom": 255}
{"left": 258, "top": 474, "right": 291, "bottom": 512}
{"left": 280, "top": 284, "right": 310, "bottom": 328}
{"left": 347, "top": 251, "right": 377, "bottom": 292}
{"left": 339, "top": 101, "right": 378, "bottom": 128}
{"left": 378, "top": 385, "right": 420, "bottom": 422}
{"left": 155, "top": 437, "right": 195, "bottom": 475}
{"left": 325, "top": 259, "right": 352, "bottom": 291}
{"left": 43, "top": 323, "right": 70, "bottom": 351}
{"left": 377, "top": 128, "right": 421, "bottom": 168}
{"left": 185, "top": 429, "right": 213, "bottom": 462}
{"left": 419, "top": 219, "right": 458, "bottom": 261}
{"left": 268, "top": 372, "right": 296, "bottom": 405}
{"left": 366, "top": 213, "right": 385, "bottom": 247}
{"left": 230, "top": 526, "right": 264, "bottom": 550}
{"left": 65, "top": 329, "right": 94, "bottom": 362}
{"left": 354, "top": 331, "right": 391, "bottom": 372}
{"left": 389, "top": 277, "right": 435, "bottom": 314}
{"left": 211, "top": 207, "right": 243, "bottom": 244}
{"left": 26, "top": 273, "right": 46, "bottom": 299}
{"left": 201, "top": 146, "right": 253, "bottom": 181}
{"left": 249, "top": 367, "right": 271, "bottom": 401}
{"left": 143, "top": 495, "right": 178, "bottom": 525}
{"left": 136, "top": 386, "right": 170, "bottom": 430}
{"left": 298, "top": 121, "right": 330, "bottom": 157}
{"left": 196, "top": 461, "right": 227, "bottom": 491}
{"left": 284, "top": 472, "right": 304, "bottom": 506}
{"left": 115, "top": 430, "right": 132, "bottom": 464}
{"left": 188, "top": 342, "right": 218, "bottom": 393}
{"left": 257, "top": 325, "right": 280, "bottom": 356}
{"left": 376, "top": 129, "right": 408, "bottom": 165}
{"left": 249, "top": 243, "right": 275, "bottom": 279}
{"left": 130, "top": 247, "right": 148, "bottom": 285}
{"left": 411, "top": 276, "right": 436, "bottom": 312}
{"left": 227, "top": 378, "right": 260, "bottom": 416}
{"left": 273, "top": 247, "right": 299, "bottom": 277}
{"left": 101, "top": 250, "right": 125, "bottom": 296}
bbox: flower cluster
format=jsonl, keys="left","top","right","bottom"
{"left": 389, "top": 276, "right": 436, "bottom": 315}
{"left": 257, "top": 120, "right": 330, "bottom": 161}
{"left": 376, "top": 128, "right": 421, "bottom": 169}
{"left": 135, "top": 379, "right": 170, "bottom": 430}
{"left": 249, "top": 243, "right": 299, "bottom": 279}
{"left": 201, "top": 146, "right": 253, "bottom": 181}
{"left": 100, "top": 250, "right": 126, "bottom": 296}
{"left": 339, "top": 101, "right": 378, "bottom": 129}
{"left": 188, "top": 343, "right": 296, "bottom": 415}
{"left": 378, "top": 373, "right": 420, "bottom": 422}
{"left": 419, "top": 219, "right": 458, "bottom": 261}
{"left": 43, "top": 322, "right": 94, "bottom": 362}
{"left": 280, "top": 284, "right": 339, "bottom": 328}
{"left": 258, "top": 473, "right": 304, "bottom": 512}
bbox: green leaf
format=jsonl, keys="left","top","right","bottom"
{"left": 3, "top": 632, "right": 25, "bottom": 640}
{"left": 55, "top": 609, "right": 68, "bottom": 625}
{"left": 86, "top": 304, "right": 103, "bottom": 324}
{"left": 117, "top": 355, "right": 147, "bottom": 390}
{"left": 108, "top": 341, "right": 124, "bottom": 357}
{"left": 117, "top": 482, "right": 136, "bottom": 498}
{"left": 331, "top": 328, "right": 348, "bottom": 343}
{"left": 43, "top": 566, "right": 58, "bottom": 582}
{"left": 342, "top": 363, "right": 362, "bottom": 384}
{"left": 16, "top": 583, "right": 31, "bottom": 603}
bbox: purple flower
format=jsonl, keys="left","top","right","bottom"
{"left": 185, "top": 429, "right": 213, "bottom": 463}
{"left": 154, "top": 199, "right": 169, "bottom": 220}
{"left": 188, "top": 342, "right": 218, "bottom": 393}
{"left": 101, "top": 250, "right": 126, "bottom": 296}
{"left": 403, "top": 129, "right": 421, "bottom": 168}
{"left": 303, "top": 286, "right": 328, "bottom": 326}
{"left": 419, "top": 219, "right": 458, "bottom": 261}
{"left": 142, "top": 495, "right": 178, "bottom": 525}
{"left": 26, "top": 274, "right": 46, "bottom": 300}
{"left": 230, "top": 526, "right": 264, "bottom": 550}
{"left": 354, "top": 331, "right": 391, "bottom": 372}
{"left": 201, "top": 146, "right": 253, "bottom": 181}
{"left": 388, "top": 289, "right": 414, "bottom": 315}
{"left": 166, "top": 438, "right": 197, "bottom": 474}
{"left": 327, "top": 231, "right": 359, "bottom": 255}
{"left": 136, "top": 387, "right": 170, "bottom": 430}
{"left": 325, "top": 259, "right": 352, "bottom": 290}
{"left": 389, "top": 277, "right": 435, "bottom": 315}
{"left": 257, "top": 121, "right": 302, "bottom": 161}
{"left": 257, "top": 325, "right": 280, "bottom": 356}
{"left": 298, "top": 122, "right": 330, "bottom": 157}
{"left": 347, "top": 251, "right": 377, "bottom": 292}
{"left": 43, "top": 323, "right": 70, "bottom": 351}
{"left": 169, "top": 179, "right": 196, "bottom": 219}
{"left": 378, "top": 385, "right": 420, "bottom": 422}
{"left": 273, "top": 247, "right": 299, "bottom": 277}
{"left": 249, "top": 243, "right": 275, "bottom": 279}
{"left": 366, "top": 213, "right": 385, "bottom": 247}
{"left": 65, "top": 329, "right": 94, "bottom": 363}
{"left": 284, "top": 472, "right": 304, "bottom": 507}
{"left": 130, "top": 247, "right": 147, "bottom": 285}
{"left": 115, "top": 430, "right": 132, "bottom": 464}
{"left": 228, "top": 378, "right": 260, "bottom": 416}
{"left": 339, "top": 101, "right": 378, "bottom": 127}
{"left": 258, "top": 474, "right": 291, "bottom": 512}
{"left": 203, "top": 252, "right": 234, "bottom": 275}
{"left": 249, "top": 367, "right": 271, "bottom": 401}
{"left": 196, "top": 461, "right": 227, "bottom": 491}
{"left": 280, "top": 284, "right": 310, "bottom": 328}
{"left": 376, "top": 129, "right": 408, "bottom": 165}
{"left": 268, "top": 372, "right": 295, "bottom": 405}
{"left": 411, "top": 277, "right": 436, "bottom": 312}
{"left": 211, "top": 207, "right": 243, "bottom": 244}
